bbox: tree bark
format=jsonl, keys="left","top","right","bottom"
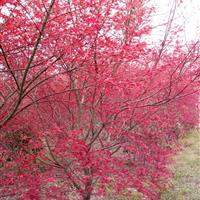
{"left": 83, "top": 193, "right": 91, "bottom": 200}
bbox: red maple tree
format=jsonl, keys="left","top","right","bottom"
{"left": 0, "top": 0, "right": 199, "bottom": 199}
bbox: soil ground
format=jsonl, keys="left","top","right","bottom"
{"left": 161, "top": 129, "right": 200, "bottom": 200}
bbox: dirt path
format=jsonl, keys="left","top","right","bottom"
{"left": 161, "top": 129, "right": 200, "bottom": 200}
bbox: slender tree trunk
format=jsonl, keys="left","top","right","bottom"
{"left": 83, "top": 193, "right": 91, "bottom": 200}
{"left": 83, "top": 173, "right": 92, "bottom": 200}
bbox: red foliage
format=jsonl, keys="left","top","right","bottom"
{"left": 0, "top": 0, "right": 199, "bottom": 199}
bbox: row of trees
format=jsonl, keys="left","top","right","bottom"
{"left": 0, "top": 0, "right": 199, "bottom": 199}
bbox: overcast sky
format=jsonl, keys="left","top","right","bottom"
{"left": 150, "top": 0, "right": 200, "bottom": 43}
{"left": 1, "top": 0, "right": 199, "bottom": 44}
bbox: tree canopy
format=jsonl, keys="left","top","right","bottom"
{"left": 0, "top": 0, "right": 199, "bottom": 199}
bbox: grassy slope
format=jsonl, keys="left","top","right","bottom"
{"left": 96, "top": 130, "right": 200, "bottom": 200}
{"left": 161, "top": 129, "right": 200, "bottom": 200}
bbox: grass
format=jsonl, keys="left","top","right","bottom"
{"left": 116, "top": 129, "right": 200, "bottom": 200}
{"left": 161, "top": 129, "right": 200, "bottom": 200}
{"left": 94, "top": 129, "right": 200, "bottom": 200}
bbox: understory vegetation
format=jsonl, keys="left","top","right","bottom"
{"left": 161, "top": 129, "right": 200, "bottom": 200}
{"left": 114, "top": 129, "right": 200, "bottom": 200}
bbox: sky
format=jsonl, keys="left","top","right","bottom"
{"left": 1, "top": 0, "right": 199, "bottom": 43}
{"left": 150, "top": 0, "right": 200, "bottom": 43}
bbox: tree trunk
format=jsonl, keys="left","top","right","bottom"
{"left": 83, "top": 193, "right": 91, "bottom": 200}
